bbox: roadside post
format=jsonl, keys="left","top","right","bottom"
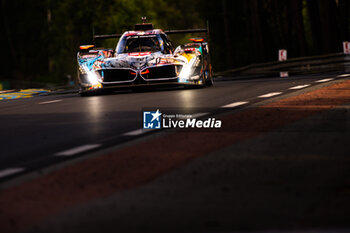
{"left": 343, "top": 42, "right": 350, "bottom": 54}
{"left": 279, "top": 49, "right": 288, "bottom": 77}
{"left": 344, "top": 42, "right": 350, "bottom": 72}
{"left": 279, "top": 49, "right": 287, "bottom": 61}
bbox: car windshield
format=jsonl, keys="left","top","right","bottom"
{"left": 121, "top": 36, "right": 161, "bottom": 53}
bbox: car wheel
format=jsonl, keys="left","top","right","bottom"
{"left": 206, "top": 74, "right": 213, "bottom": 86}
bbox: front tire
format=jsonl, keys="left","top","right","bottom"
{"left": 201, "top": 70, "right": 213, "bottom": 87}
{"left": 206, "top": 74, "right": 213, "bottom": 86}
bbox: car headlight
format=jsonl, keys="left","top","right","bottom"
{"left": 179, "top": 65, "right": 193, "bottom": 80}
{"left": 179, "top": 57, "right": 198, "bottom": 81}
{"left": 78, "top": 65, "right": 87, "bottom": 75}
{"left": 87, "top": 72, "right": 100, "bottom": 85}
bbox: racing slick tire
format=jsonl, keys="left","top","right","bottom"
{"left": 201, "top": 70, "right": 213, "bottom": 87}
{"left": 206, "top": 74, "right": 213, "bottom": 87}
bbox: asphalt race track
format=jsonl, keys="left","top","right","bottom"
{"left": 1, "top": 73, "right": 350, "bottom": 233}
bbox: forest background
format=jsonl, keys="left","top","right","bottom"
{"left": 0, "top": 0, "right": 349, "bottom": 85}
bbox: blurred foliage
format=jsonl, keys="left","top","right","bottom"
{"left": 0, "top": 0, "right": 349, "bottom": 84}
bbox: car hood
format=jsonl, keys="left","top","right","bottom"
{"left": 103, "top": 52, "right": 185, "bottom": 71}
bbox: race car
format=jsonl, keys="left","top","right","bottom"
{"left": 77, "top": 21, "right": 213, "bottom": 95}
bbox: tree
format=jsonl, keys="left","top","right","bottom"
{"left": 1, "top": 0, "right": 350, "bottom": 84}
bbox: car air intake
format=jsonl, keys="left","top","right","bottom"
{"left": 99, "top": 69, "right": 136, "bottom": 82}
{"left": 141, "top": 65, "right": 182, "bottom": 80}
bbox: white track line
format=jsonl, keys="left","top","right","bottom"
{"left": 124, "top": 129, "right": 147, "bottom": 136}
{"left": 222, "top": 101, "right": 249, "bottom": 108}
{"left": 192, "top": 112, "right": 209, "bottom": 118}
{"left": 316, "top": 78, "right": 334, "bottom": 83}
{"left": 39, "top": 100, "right": 62, "bottom": 105}
{"left": 258, "top": 92, "right": 282, "bottom": 98}
{"left": 289, "top": 84, "right": 310, "bottom": 90}
{"left": 336, "top": 74, "right": 350, "bottom": 78}
{"left": 55, "top": 144, "right": 101, "bottom": 156}
{"left": 0, "top": 168, "right": 25, "bottom": 179}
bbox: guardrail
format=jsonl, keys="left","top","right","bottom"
{"left": 217, "top": 53, "right": 350, "bottom": 77}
